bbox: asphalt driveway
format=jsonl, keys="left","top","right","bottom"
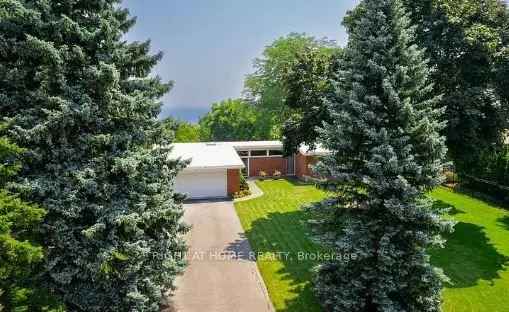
{"left": 171, "top": 200, "right": 274, "bottom": 312}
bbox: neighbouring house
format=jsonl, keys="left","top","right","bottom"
{"left": 170, "top": 141, "right": 327, "bottom": 199}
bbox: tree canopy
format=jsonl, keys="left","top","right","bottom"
{"left": 199, "top": 99, "right": 270, "bottom": 141}
{"left": 281, "top": 1, "right": 509, "bottom": 177}
{"left": 161, "top": 118, "right": 201, "bottom": 143}
{"left": 244, "top": 33, "right": 339, "bottom": 138}
{"left": 175, "top": 121, "right": 201, "bottom": 142}
{"left": 281, "top": 45, "right": 341, "bottom": 155}
{"left": 348, "top": 0, "right": 509, "bottom": 174}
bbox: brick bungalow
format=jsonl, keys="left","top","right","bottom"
{"left": 170, "top": 141, "right": 328, "bottom": 199}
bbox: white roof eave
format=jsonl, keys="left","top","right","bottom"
{"left": 169, "top": 143, "right": 245, "bottom": 170}
{"left": 182, "top": 164, "right": 245, "bottom": 171}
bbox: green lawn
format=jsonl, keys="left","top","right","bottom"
{"left": 235, "top": 179, "right": 509, "bottom": 312}
{"left": 234, "top": 179, "right": 328, "bottom": 312}
{"left": 430, "top": 187, "right": 509, "bottom": 312}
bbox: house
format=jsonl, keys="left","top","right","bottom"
{"left": 169, "top": 141, "right": 326, "bottom": 199}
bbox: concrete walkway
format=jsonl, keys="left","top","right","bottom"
{"left": 234, "top": 180, "right": 264, "bottom": 202}
{"left": 171, "top": 200, "right": 274, "bottom": 312}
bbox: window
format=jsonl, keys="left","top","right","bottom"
{"left": 268, "top": 150, "right": 283, "bottom": 156}
{"left": 250, "top": 150, "right": 268, "bottom": 157}
{"left": 241, "top": 158, "right": 249, "bottom": 176}
{"left": 237, "top": 150, "right": 249, "bottom": 157}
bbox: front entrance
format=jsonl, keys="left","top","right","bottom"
{"left": 241, "top": 158, "right": 249, "bottom": 177}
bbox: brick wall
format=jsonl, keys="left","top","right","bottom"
{"left": 227, "top": 169, "right": 240, "bottom": 195}
{"left": 295, "top": 153, "right": 306, "bottom": 178}
{"left": 249, "top": 157, "right": 288, "bottom": 177}
{"left": 296, "top": 153, "right": 318, "bottom": 178}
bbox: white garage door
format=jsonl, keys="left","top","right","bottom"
{"left": 175, "top": 169, "right": 227, "bottom": 199}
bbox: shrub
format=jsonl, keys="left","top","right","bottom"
{"left": 259, "top": 170, "right": 268, "bottom": 177}
{"left": 458, "top": 146, "right": 509, "bottom": 202}
{"left": 233, "top": 190, "right": 252, "bottom": 199}
{"left": 240, "top": 174, "right": 249, "bottom": 191}
{"left": 444, "top": 171, "right": 458, "bottom": 184}
{"left": 273, "top": 170, "right": 282, "bottom": 178}
{"left": 474, "top": 146, "right": 509, "bottom": 186}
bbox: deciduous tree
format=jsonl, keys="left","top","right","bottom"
{"left": 199, "top": 99, "right": 267, "bottom": 141}
{"left": 161, "top": 118, "right": 201, "bottom": 143}
{"left": 244, "top": 33, "right": 338, "bottom": 138}
{"left": 401, "top": 0, "right": 509, "bottom": 174}
{"left": 281, "top": 46, "right": 340, "bottom": 155}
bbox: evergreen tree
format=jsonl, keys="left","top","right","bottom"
{"left": 286, "top": 1, "right": 509, "bottom": 178}
{"left": 307, "top": 0, "right": 454, "bottom": 311}
{"left": 0, "top": 1, "right": 188, "bottom": 311}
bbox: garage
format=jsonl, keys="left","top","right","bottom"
{"left": 169, "top": 143, "right": 244, "bottom": 199}
{"left": 175, "top": 169, "right": 227, "bottom": 199}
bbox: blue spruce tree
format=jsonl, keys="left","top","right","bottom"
{"left": 307, "top": 0, "right": 454, "bottom": 310}
{"left": 0, "top": 1, "right": 188, "bottom": 310}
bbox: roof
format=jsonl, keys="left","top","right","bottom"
{"left": 169, "top": 143, "right": 245, "bottom": 171}
{"left": 298, "top": 144, "right": 330, "bottom": 156}
{"left": 169, "top": 141, "right": 331, "bottom": 171}
{"left": 224, "top": 141, "right": 283, "bottom": 150}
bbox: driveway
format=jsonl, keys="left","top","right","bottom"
{"left": 171, "top": 200, "right": 274, "bottom": 312}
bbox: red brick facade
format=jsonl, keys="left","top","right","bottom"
{"left": 227, "top": 169, "right": 240, "bottom": 195}
{"left": 249, "top": 157, "right": 288, "bottom": 177}
{"left": 295, "top": 153, "right": 318, "bottom": 178}
{"left": 243, "top": 153, "right": 319, "bottom": 178}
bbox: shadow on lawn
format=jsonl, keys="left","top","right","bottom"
{"left": 431, "top": 222, "right": 509, "bottom": 288}
{"left": 241, "top": 209, "right": 322, "bottom": 312}
{"left": 497, "top": 216, "right": 509, "bottom": 231}
{"left": 432, "top": 199, "right": 465, "bottom": 216}
{"left": 286, "top": 177, "right": 315, "bottom": 186}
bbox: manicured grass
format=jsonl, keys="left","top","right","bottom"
{"left": 235, "top": 180, "right": 509, "bottom": 312}
{"left": 234, "top": 179, "right": 328, "bottom": 312}
{"left": 430, "top": 187, "right": 509, "bottom": 312}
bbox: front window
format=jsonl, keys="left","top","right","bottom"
{"left": 250, "top": 150, "right": 267, "bottom": 157}
{"left": 268, "top": 150, "right": 283, "bottom": 156}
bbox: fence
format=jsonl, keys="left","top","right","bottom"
{"left": 443, "top": 166, "right": 509, "bottom": 204}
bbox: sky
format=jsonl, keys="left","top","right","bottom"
{"left": 122, "top": 0, "right": 360, "bottom": 122}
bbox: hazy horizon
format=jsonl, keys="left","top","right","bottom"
{"left": 122, "top": 0, "right": 360, "bottom": 122}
